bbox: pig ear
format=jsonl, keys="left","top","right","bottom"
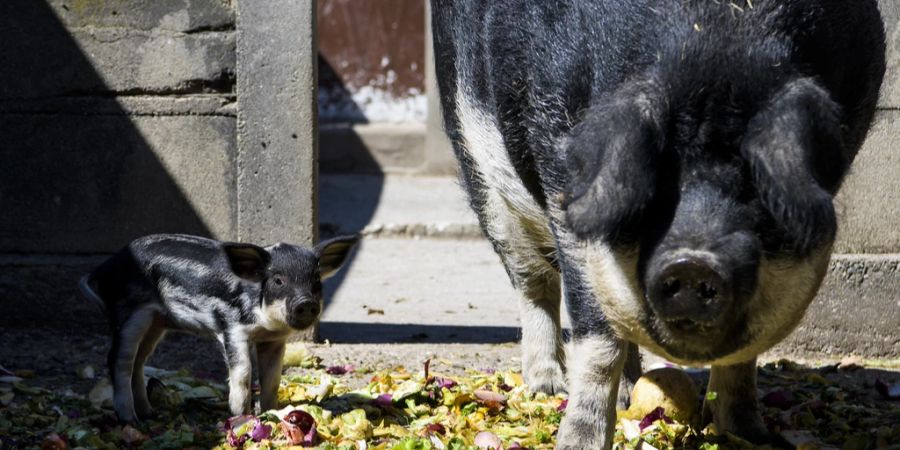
{"left": 222, "top": 243, "right": 271, "bottom": 281}
{"left": 563, "top": 77, "right": 668, "bottom": 241}
{"left": 315, "top": 235, "right": 360, "bottom": 279}
{"left": 741, "top": 77, "right": 846, "bottom": 254}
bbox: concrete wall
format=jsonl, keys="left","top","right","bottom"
{"left": 0, "top": 0, "right": 319, "bottom": 336}
{"left": 0, "top": 0, "right": 238, "bottom": 253}
{"left": 0, "top": 0, "right": 320, "bottom": 250}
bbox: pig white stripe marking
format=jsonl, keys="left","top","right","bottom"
{"left": 454, "top": 88, "right": 565, "bottom": 392}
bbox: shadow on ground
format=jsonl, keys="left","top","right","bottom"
{"left": 319, "top": 322, "right": 524, "bottom": 344}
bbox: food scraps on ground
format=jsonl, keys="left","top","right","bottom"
{"left": 0, "top": 355, "right": 898, "bottom": 449}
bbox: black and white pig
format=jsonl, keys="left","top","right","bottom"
{"left": 79, "top": 234, "right": 359, "bottom": 423}
{"left": 431, "top": 0, "right": 885, "bottom": 447}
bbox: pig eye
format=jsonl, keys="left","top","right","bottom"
{"left": 272, "top": 276, "right": 285, "bottom": 286}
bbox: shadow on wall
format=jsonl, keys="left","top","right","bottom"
{"left": 0, "top": 0, "right": 215, "bottom": 329}
{"left": 316, "top": 56, "right": 384, "bottom": 331}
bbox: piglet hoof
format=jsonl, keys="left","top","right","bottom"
{"left": 136, "top": 408, "right": 156, "bottom": 421}
{"left": 114, "top": 404, "right": 140, "bottom": 426}
{"left": 115, "top": 412, "right": 140, "bottom": 426}
{"left": 524, "top": 364, "right": 567, "bottom": 395}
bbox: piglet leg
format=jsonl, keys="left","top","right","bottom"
{"left": 257, "top": 340, "right": 287, "bottom": 412}
{"left": 220, "top": 331, "right": 253, "bottom": 416}
{"left": 111, "top": 307, "right": 156, "bottom": 423}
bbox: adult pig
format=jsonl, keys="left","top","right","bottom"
{"left": 430, "top": 0, "right": 886, "bottom": 447}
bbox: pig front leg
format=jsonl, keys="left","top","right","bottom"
{"left": 554, "top": 247, "right": 635, "bottom": 449}
{"left": 220, "top": 330, "right": 253, "bottom": 416}
{"left": 703, "top": 359, "right": 774, "bottom": 444}
{"left": 475, "top": 192, "right": 566, "bottom": 394}
{"left": 556, "top": 332, "right": 627, "bottom": 450}
{"left": 256, "top": 339, "right": 286, "bottom": 412}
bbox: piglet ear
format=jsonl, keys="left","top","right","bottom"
{"left": 741, "top": 77, "right": 846, "bottom": 254}
{"left": 563, "top": 77, "right": 668, "bottom": 242}
{"left": 222, "top": 243, "right": 271, "bottom": 281}
{"left": 315, "top": 235, "right": 360, "bottom": 279}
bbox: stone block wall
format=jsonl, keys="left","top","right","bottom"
{"left": 0, "top": 0, "right": 238, "bottom": 253}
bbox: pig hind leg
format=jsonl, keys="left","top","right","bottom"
{"left": 479, "top": 191, "right": 566, "bottom": 394}
{"left": 513, "top": 252, "right": 566, "bottom": 395}
{"left": 109, "top": 306, "right": 157, "bottom": 423}
{"left": 451, "top": 91, "right": 565, "bottom": 393}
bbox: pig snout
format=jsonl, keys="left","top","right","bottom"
{"left": 646, "top": 255, "right": 730, "bottom": 330}
{"left": 286, "top": 298, "right": 321, "bottom": 330}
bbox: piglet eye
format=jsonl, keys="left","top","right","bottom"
{"left": 273, "top": 276, "right": 284, "bottom": 286}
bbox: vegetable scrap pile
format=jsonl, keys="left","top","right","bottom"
{"left": 1, "top": 353, "right": 899, "bottom": 450}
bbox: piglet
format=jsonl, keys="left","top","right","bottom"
{"left": 79, "top": 233, "right": 359, "bottom": 423}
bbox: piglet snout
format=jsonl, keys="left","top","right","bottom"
{"left": 287, "top": 299, "right": 321, "bottom": 329}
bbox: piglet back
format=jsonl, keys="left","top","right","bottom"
{"left": 128, "top": 234, "right": 244, "bottom": 299}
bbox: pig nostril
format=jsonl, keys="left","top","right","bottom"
{"left": 662, "top": 278, "right": 681, "bottom": 298}
{"left": 699, "top": 282, "right": 717, "bottom": 302}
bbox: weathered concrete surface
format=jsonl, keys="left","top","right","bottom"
{"left": 320, "top": 174, "right": 479, "bottom": 239}
{"left": 0, "top": 107, "right": 237, "bottom": 253}
{"left": 47, "top": 0, "right": 233, "bottom": 33}
{"left": 776, "top": 255, "right": 900, "bottom": 359}
{"left": 879, "top": 0, "right": 899, "bottom": 108}
{"left": 0, "top": 95, "right": 235, "bottom": 116}
{"left": 834, "top": 110, "right": 900, "bottom": 254}
{"left": 321, "top": 123, "right": 426, "bottom": 174}
{"left": 236, "top": 0, "right": 317, "bottom": 246}
{"left": 0, "top": 0, "right": 234, "bottom": 99}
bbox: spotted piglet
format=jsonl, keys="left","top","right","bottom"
{"left": 79, "top": 233, "right": 359, "bottom": 423}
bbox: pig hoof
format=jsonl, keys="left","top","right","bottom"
{"left": 616, "top": 385, "right": 632, "bottom": 409}
{"left": 556, "top": 417, "right": 605, "bottom": 450}
{"left": 525, "top": 365, "right": 567, "bottom": 394}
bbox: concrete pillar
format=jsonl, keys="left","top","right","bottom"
{"left": 424, "top": 0, "right": 458, "bottom": 176}
{"left": 236, "top": 0, "right": 319, "bottom": 340}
